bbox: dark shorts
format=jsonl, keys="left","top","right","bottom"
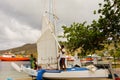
{"left": 60, "top": 58, "right": 65, "bottom": 66}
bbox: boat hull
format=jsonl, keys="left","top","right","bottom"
{"left": 43, "top": 69, "right": 110, "bottom": 80}
{"left": 43, "top": 78, "right": 111, "bottom": 80}
{"left": 21, "top": 64, "right": 110, "bottom": 80}
{"left": 0, "top": 57, "right": 30, "bottom": 61}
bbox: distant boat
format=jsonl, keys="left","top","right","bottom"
{"left": 0, "top": 54, "right": 30, "bottom": 61}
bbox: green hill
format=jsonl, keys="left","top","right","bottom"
{"left": 0, "top": 43, "right": 37, "bottom": 56}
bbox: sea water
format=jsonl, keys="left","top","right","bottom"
{"left": 0, "top": 61, "right": 31, "bottom": 80}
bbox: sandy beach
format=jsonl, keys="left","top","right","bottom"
{"left": 0, "top": 61, "right": 32, "bottom": 80}
{"left": 16, "top": 77, "right": 33, "bottom": 80}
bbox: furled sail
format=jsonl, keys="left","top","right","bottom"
{"left": 37, "top": 15, "right": 58, "bottom": 69}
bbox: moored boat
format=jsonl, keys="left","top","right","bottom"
{"left": 0, "top": 57, "right": 30, "bottom": 61}
{"left": 0, "top": 54, "right": 30, "bottom": 61}
{"left": 35, "top": 11, "right": 111, "bottom": 80}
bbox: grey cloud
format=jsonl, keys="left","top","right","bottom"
{"left": 0, "top": 0, "right": 42, "bottom": 29}
{"left": 0, "top": 0, "right": 104, "bottom": 50}
{"left": 55, "top": 0, "right": 103, "bottom": 25}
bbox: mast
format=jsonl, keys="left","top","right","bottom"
{"left": 48, "top": 0, "right": 61, "bottom": 48}
{"left": 48, "top": 1, "right": 60, "bottom": 68}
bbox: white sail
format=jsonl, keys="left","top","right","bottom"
{"left": 37, "top": 15, "right": 58, "bottom": 69}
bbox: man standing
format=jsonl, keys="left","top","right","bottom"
{"left": 58, "top": 45, "right": 66, "bottom": 70}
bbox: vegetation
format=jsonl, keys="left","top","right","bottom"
{"left": 59, "top": 0, "right": 120, "bottom": 58}
{"left": 61, "top": 22, "right": 104, "bottom": 56}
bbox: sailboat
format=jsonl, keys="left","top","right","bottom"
{"left": 35, "top": 16, "right": 111, "bottom": 80}
{"left": 20, "top": 0, "right": 112, "bottom": 80}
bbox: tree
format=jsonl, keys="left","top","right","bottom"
{"left": 59, "top": 0, "right": 120, "bottom": 56}
{"left": 93, "top": 0, "right": 120, "bottom": 63}
{"left": 94, "top": 0, "right": 120, "bottom": 48}
{"left": 61, "top": 22, "right": 104, "bottom": 56}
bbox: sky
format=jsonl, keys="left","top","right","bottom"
{"left": 0, "top": 0, "right": 103, "bottom": 50}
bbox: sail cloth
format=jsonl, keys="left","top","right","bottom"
{"left": 37, "top": 15, "right": 58, "bottom": 69}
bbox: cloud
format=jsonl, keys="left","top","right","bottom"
{"left": 0, "top": 0, "right": 42, "bottom": 29}
{"left": 0, "top": 0, "right": 104, "bottom": 50}
{"left": 0, "top": 11, "right": 40, "bottom": 50}
{"left": 55, "top": 0, "right": 103, "bottom": 25}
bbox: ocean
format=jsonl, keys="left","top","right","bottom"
{"left": 0, "top": 61, "right": 31, "bottom": 80}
